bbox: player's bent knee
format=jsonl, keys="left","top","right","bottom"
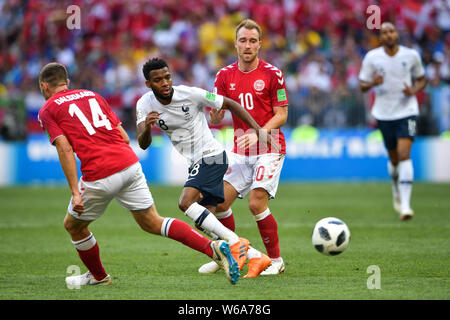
{"left": 248, "top": 190, "right": 269, "bottom": 215}
{"left": 248, "top": 202, "right": 267, "bottom": 215}
{"left": 63, "top": 214, "right": 89, "bottom": 237}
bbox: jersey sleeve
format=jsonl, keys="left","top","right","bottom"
{"left": 214, "top": 70, "right": 227, "bottom": 96}
{"left": 411, "top": 51, "right": 425, "bottom": 78}
{"left": 190, "top": 86, "right": 224, "bottom": 110}
{"left": 136, "top": 95, "right": 150, "bottom": 125}
{"left": 359, "top": 53, "right": 374, "bottom": 82}
{"left": 38, "top": 106, "right": 64, "bottom": 145}
{"left": 269, "top": 68, "right": 289, "bottom": 108}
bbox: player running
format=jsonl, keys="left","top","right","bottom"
{"left": 38, "top": 62, "right": 240, "bottom": 286}
{"left": 201, "top": 19, "right": 288, "bottom": 276}
{"left": 359, "top": 22, "right": 427, "bottom": 221}
{"left": 136, "top": 57, "right": 273, "bottom": 278}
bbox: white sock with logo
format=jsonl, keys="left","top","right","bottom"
{"left": 398, "top": 159, "right": 414, "bottom": 212}
{"left": 184, "top": 202, "right": 239, "bottom": 245}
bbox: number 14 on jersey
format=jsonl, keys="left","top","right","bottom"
{"left": 69, "top": 98, "right": 112, "bottom": 135}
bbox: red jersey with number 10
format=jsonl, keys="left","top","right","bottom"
{"left": 214, "top": 60, "right": 288, "bottom": 155}
{"left": 38, "top": 89, "right": 138, "bottom": 181}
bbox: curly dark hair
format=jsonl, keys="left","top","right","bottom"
{"left": 142, "top": 58, "right": 169, "bottom": 80}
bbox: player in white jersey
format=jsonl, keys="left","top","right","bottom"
{"left": 359, "top": 22, "right": 427, "bottom": 221}
{"left": 136, "top": 58, "right": 274, "bottom": 278}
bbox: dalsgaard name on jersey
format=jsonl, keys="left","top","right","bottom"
{"left": 136, "top": 85, "right": 225, "bottom": 165}
{"left": 53, "top": 90, "right": 96, "bottom": 105}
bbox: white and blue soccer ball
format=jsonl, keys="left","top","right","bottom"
{"left": 312, "top": 217, "right": 350, "bottom": 256}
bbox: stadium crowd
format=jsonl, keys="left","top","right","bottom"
{"left": 0, "top": 0, "right": 449, "bottom": 140}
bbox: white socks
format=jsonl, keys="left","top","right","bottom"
{"left": 71, "top": 232, "right": 96, "bottom": 251}
{"left": 253, "top": 208, "right": 271, "bottom": 222}
{"left": 398, "top": 159, "right": 414, "bottom": 212}
{"left": 184, "top": 202, "right": 239, "bottom": 245}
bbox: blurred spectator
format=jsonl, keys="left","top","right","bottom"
{"left": 0, "top": 0, "right": 448, "bottom": 139}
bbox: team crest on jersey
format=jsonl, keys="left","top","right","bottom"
{"left": 230, "top": 83, "right": 236, "bottom": 90}
{"left": 254, "top": 79, "right": 265, "bottom": 91}
{"left": 181, "top": 104, "right": 192, "bottom": 120}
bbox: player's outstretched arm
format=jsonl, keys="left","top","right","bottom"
{"left": 137, "top": 111, "right": 160, "bottom": 150}
{"left": 222, "top": 97, "right": 280, "bottom": 152}
{"left": 222, "top": 97, "right": 261, "bottom": 131}
{"left": 54, "top": 136, "right": 84, "bottom": 215}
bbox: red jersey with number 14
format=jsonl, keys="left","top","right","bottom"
{"left": 214, "top": 60, "right": 288, "bottom": 155}
{"left": 38, "top": 89, "right": 138, "bottom": 181}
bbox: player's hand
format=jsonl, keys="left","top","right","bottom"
{"left": 72, "top": 193, "right": 84, "bottom": 216}
{"left": 258, "top": 129, "right": 281, "bottom": 153}
{"left": 145, "top": 111, "right": 161, "bottom": 128}
{"left": 403, "top": 83, "right": 416, "bottom": 96}
{"left": 209, "top": 109, "right": 225, "bottom": 124}
{"left": 237, "top": 132, "right": 258, "bottom": 151}
{"left": 372, "top": 72, "right": 383, "bottom": 86}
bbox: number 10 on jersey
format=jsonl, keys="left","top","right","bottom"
{"left": 239, "top": 92, "right": 254, "bottom": 110}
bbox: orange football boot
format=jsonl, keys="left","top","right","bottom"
{"left": 230, "top": 238, "right": 250, "bottom": 270}
{"left": 244, "top": 253, "right": 272, "bottom": 278}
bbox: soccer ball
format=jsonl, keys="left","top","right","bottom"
{"left": 312, "top": 217, "right": 350, "bottom": 255}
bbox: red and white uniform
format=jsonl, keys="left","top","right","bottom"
{"left": 39, "top": 89, "right": 152, "bottom": 221}
{"left": 38, "top": 89, "right": 138, "bottom": 181}
{"left": 214, "top": 59, "right": 288, "bottom": 156}
{"left": 214, "top": 60, "right": 288, "bottom": 198}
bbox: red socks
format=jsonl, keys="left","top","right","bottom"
{"left": 216, "top": 209, "right": 235, "bottom": 232}
{"left": 164, "top": 218, "right": 213, "bottom": 258}
{"left": 255, "top": 211, "right": 280, "bottom": 259}
{"left": 72, "top": 234, "right": 107, "bottom": 281}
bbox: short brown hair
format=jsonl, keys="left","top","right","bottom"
{"left": 38, "top": 62, "right": 68, "bottom": 87}
{"left": 235, "top": 19, "right": 262, "bottom": 40}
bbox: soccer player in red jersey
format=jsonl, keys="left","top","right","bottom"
{"left": 200, "top": 19, "right": 288, "bottom": 276}
{"left": 37, "top": 62, "right": 240, "bottom": 286}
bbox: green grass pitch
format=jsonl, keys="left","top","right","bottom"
{"left": 0, "top": 183, "right": 448, "bottom": 300}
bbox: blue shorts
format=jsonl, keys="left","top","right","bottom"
{"left": 377, "top": 116, "right": 417, "bottom": 150}
{"left": 184, "top": 151, "right": 228, "bottom": 207}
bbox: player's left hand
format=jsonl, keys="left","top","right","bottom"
{"left": 403, "top": 83, "right": 416, "bottom": 96}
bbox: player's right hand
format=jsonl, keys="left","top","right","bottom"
{"left": 237, "top": 132, "right": 258, "bottom": 151}
{"left": 372, "top": 71, "right": 383, "bottom": 86}
{"left": 209, "top": 109, "right": 225, "bottom": 124}
{"left": 145, "top": 111, "right": 161, "bottom": 127}
{"left": 72, "top": 193, "right": 84, "bottom": 216}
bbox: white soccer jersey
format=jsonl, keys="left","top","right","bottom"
{"left": 359, "top": 45, "right": 425, "bottom": 120}
{"left": 136, "top": 85, "right": 225, "bottom": 165}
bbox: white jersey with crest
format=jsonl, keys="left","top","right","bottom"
{"left": 359, "top": 45, "right": 425, "bottom": 120}
{"left": 136, "top": 85, "right": 225, "bottom": 165}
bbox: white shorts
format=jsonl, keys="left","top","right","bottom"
{"left": 68, "top": 162, "right": 154, "bottom": 221}
{"left": 224, "top": 152, "right": 285, "bottom": 199}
